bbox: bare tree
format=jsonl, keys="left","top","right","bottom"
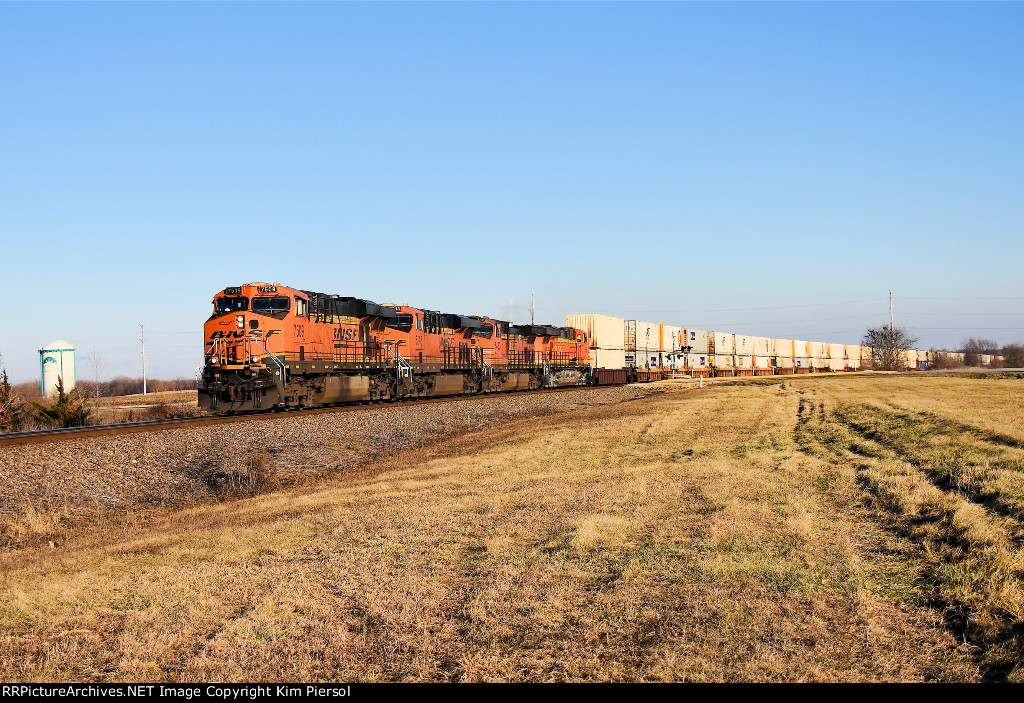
{"left": 863, "top": 326, "right": 919, "bottom": 371}
{"left": 961, "top": 337, "right": 999, "bottom": 367}
{"left": 1002, "top": 343, "right": 1024, "bottom": 369}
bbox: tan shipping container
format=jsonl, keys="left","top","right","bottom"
{"left": 827, "top": 343, "right": 845, "bottom": 359}
{"left": 754, "top": 355, "right": 772, "bottom": 369}
{"left": 590, "top": 347, "right": 626, "bottom": 369}
{"left": 772, "top": 338, "right": 795, "bottom": 357}
{"left": 793, "top": 340, "right": 810, "bottom": 357}
{"left": 751, "top": 336, "right": 772, "bottom": 356}
{"left": 566, "top": 314, "right": 625, "bottom": 349}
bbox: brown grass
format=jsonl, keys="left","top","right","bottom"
{"left": 5, "top": 376, "right": 1023, "bottom": 681}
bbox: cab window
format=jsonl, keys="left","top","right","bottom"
{"left": 215, "top": 297, "right": 248, "bottom": 314}
{"left": 295, "top": 298, "right": 308, "bottom": 317}
{"left": 251, "top": 296, "right": 291, "bottom": 313}
{"left": 473, "top": 323, "right": 494, "bottom": 338}
{"left": 416, "top": 315, "right": 423, "bottom": 331}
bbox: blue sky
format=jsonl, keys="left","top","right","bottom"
{"left": 1, "top": 3, "right": 1022, "bottom": 382}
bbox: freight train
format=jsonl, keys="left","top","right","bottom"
{"left": 199, "top": 282, "right": 930, "bottom": 414}
{"left": 198, "top": 283, "right": 594, "bottom": 413}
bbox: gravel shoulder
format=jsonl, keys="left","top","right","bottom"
{"left": 0, "top": 386, "right": 654, "bottom": 550}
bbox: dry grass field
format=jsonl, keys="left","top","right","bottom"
{"left": 2, "top": 375, "right": 1023, "bottom": 681}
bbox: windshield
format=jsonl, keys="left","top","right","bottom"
{"left": 251, "top": 296, "right": 291, "bottom": 313}
{"left": 215, "top": 296, "right": 248, "bottom": 314}
{"left": 473, "top": 323, "right": 494, "bottom": 338}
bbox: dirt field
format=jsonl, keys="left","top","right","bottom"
{"left": 2, "top": 375, "right": 1022, "bottom": 681}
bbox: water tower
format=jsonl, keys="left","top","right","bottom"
{"left": 39, "top": 340, "right": 76, "bottom": 397}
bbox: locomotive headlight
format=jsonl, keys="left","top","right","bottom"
{"left": 236, "top": 315, "right": 244, "bottom": 328}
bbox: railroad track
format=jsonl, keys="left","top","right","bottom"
{"left": 0, "top": 385, "right": 602, "bottom": 448}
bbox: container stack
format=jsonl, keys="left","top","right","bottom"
{"left": 566, "top": 314, "right": 626, "bottom": 371}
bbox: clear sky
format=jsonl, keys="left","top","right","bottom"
{"left": 1, "top": 2, "right": 1022, "bottom": 382}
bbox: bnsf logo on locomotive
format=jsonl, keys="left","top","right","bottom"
{"left": 210, "top": 330, "right": 262, "bottom": 339}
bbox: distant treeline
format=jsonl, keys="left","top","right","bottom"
{"left": 12, "top": 376, "right": 196, "bottom": 400}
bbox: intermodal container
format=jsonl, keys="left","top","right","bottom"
{"left": 566, "top": 314, "right": 625, "bottom": 350}
{"left": 754, "top": 355, "right": 772, "bottom": 369}
{"left": 591, "top": 347, "right": 626, "bottom": 370}
{"left": 686, "top": 353, "right": 710, "bottom": 369}
{"left": 772, "top": 339, "right": 795, "bottom": 357}
{"left": 845, "top": 344, "right": 862, "bottom": 361}
{"left": 712, "top": 354, "right": 734, "bottom": 368}
{"left": 661, "top": 325, "right": 685, "bottom": 353}
{"left": 810, "top": 342, "right": 828, "bottom": 359}
{"left": 734, "top": 334, "right": 754, "bottom": 356}
{"left": 793, "top": 340, "right": 810, "bottom": 357}
{"left": 686, "top": 328, "right": 710, "bottom": 354}
{"left": 734, "top": 354, "right": 753, "bottom": 369}
{"left": 774, "top": 356, "right": 794, "bottom": 368}
{"left": 713, "top": 332, "right": 735, "bottom": 355}
{"left": 752, "top": 336, "right": 772, "bottom": 356}
{"left": 635, "top": 321, "right": 660, "bottom": 354}
{"left": 828, "top": 343, "right": 845, "bottom": 359}
{"left": 828, "top": 358, "right": 845, "bottom": 371}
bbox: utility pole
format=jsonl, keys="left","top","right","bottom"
{"left": 139, "top": 323, "right": 147, "bottom": 395}
{"left": 531, "top": 291, "right": 536, "bottom": 326}
{"left": 889, "top": 289, "right": 895, "bottom": 333}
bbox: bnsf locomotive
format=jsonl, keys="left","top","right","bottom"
{"left": 199, "top": 282, "right": 592, "bottom": 413}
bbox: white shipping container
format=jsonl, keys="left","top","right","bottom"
{"left": 687, "top": 353, "right": 710, "bottom": 368}
{"left": 734, "top": 355, "right": 753, "bottom": 369}
{"left": 828, "top": 343, "right": 845, "bottom": 359}
{"left": 639, "top": 350, "right": 662, "bottom": 369}
{"left": 846, "top": 344, "right": 862, "bottom": 360}
{"left": 566, "top": 314, "right": 625, "bottom": 350}
{"left": 713, "top": 354, "right": 733, "bottom": 368}
{"left": 713, "top": 332, "right": 736, "bottom": 355}
{"left": 793, "top": 340, "right": 810, "bottom": 357}
{"left": 848, "top": 358, "right": 861, "bottom": 370}
{"left": 685, "top": 328, "right": 710, "bottom": 354}
{"left": 734, "top": 334, "right": 754, "bottom": 355}
{"left": 754, "top": 355, "right": 772, "bottom": 369}
{"left": 661, "top": 325, "right": 684, "bottom": 353}
{"left": 752, "top": 336, "right": 772, "bottom": 356}
{"left": 828, "top": 358, "right": 845, "bottom": 371}
{"left": 981, "top": 354, "right": 994, "bottom": 366}
{"left": 591, "top": 348, "right": 626, "bottom": 369}
{"left": 810, "top": 342, "right": 828, "bottom": 359}
{"left": 794, "top": 357, "right": 812, "bottom": 369}
{"left": 905, "top": 349, "right": 919, "bottom": 366}
{"left": 634, "top": 321, "right": 660, "bottom": 353}
{"left": 774, "top": 356, "right": 795, "bottom": 368}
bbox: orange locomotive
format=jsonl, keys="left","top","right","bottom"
{"left": 199, "top": 282, "right": 591, "bottom": 412}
